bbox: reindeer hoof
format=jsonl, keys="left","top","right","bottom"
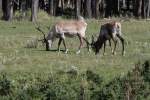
{"left": 76, "top": 50, "right": 81, "bottom": 54}
{"left": 103, "top": 53, "right": 106, "bottom": 56}
{"left": 111, "top": 50, "right": 114, "bottom": 54}
{"left": 65, "top": 49, "right": 69, "bottom": 54}
{"left": 57, "top": 49, "right": 60, "bottom": 52}
{"left": 88, "top": 48, "right": 91, "bottom": 53}
{"left": 112, "top": 52, "right": 116, "bottom": 55}
{"left": 122, "top": 51, "right": 125, "bottom": 56}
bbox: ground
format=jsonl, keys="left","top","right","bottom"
{"left": 0, "top": 16, "right": 150, "bottom": 99}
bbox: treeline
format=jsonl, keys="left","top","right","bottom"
{"left": 0, "top": 0, "right": 150, "bottom": 21}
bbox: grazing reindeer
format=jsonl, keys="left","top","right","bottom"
{"left": 91, "top": 21, "right": 125, "bottom": 55}
{"left": 36, "top": 16, "right": 90, "bottom": 54}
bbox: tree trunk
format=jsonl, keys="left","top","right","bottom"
{"left": 118, "top": 0, "right": 120, "bottom": 12}
{"left": 0, "top": 0, "right": 2, "bottom": 11}
{"left": 133, "top": 0, "right": 142, "bottom": 17}
{"left": 53, "top": 0, "right": 59, "bottom": 16}
{"left": 48, "top": 0, "right": 54, "bottom": 15}
{"left": 99, "top": 0, "right": 105, "bottom": 18}
{"left": 84, "top": 0, "right": 92, "bottom": 18}
{"left": 80, "top": 0, "right": 84, "bottom": 16}
{"left": 105, "top": 0, "right": 113, "bottom": 17}
{"left": 122, "top": 0, "right": 126, "bottom": 8}
{"left": 2, "top": 0, "right": 14, "bottom": 21}
{"left": 91, "top": 0, "right": 96, "bottom": 18}
{"left": 113, "top": 0, "right": 119, "bottom": 16}
{"left": 26, "top": 0, "right": 32, "bottom": 9}
{"left": 31, "top": 0, "right": 39, "bottom": 22}
{"left": 133, "top": 0, "right": 137, "bottom": 16}
{"left": 75, "top": 0, "right": 81, "bottom": 17}
{"left": 39, "top": 0, "right": 45, "bottom": 9}
{"left": 20, "top": 0, "right": 27, "bottom": 18}
{"left": 137, "top": 0, "right": 143, "bottom": 17}
{"left": 61, "top": 0, "right": 64, "bottom": 15}
{"left": 147, "top": 0, "right": 150, "bottom": 17}
{"left": 0, "top": 0, "right": 2, "bottom": 17}
{"left": 95, "top": 0, "right": 100, "bottom": 18}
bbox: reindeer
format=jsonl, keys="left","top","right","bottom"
{"left": 91, "top": 21, "right": 125, "bottom": 55}
{"left": 36, "top": 16, "right": 90, "bottom": 54}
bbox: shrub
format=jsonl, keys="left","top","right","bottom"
{"left": 14, "top": 89, "right": 32, "bottom": 100}
{"left": 86, "top": 70, "right": 103, "bottom": 85}
{"left": 0, "top": 74, "right": 13, "bottom": 96}
{"left": 142, "top": 60, "right": 150, "bottom": 82}
{"left": 91, "top": 60, "right": 150, "bottom": 100}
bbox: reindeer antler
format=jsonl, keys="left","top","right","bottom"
{"left": 36, "top": 27, "right": 45, "bottom": 35}
{"left": 35, "top": 26, "right": 46, "bottom": 41}
{"left": 92, "top": 35, "right": 95, "bottom": 42}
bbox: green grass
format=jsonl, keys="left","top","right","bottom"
{"left": 0, "top": 18, "right": 150, "bottom": 81}
{"left": 0, "top": 16, "right": 150, "bottom": 99}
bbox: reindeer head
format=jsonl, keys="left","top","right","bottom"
{"left": 91, "top": 35, "right": 100, "bottom": 55}
{"left": 36, "top": 27, "right": 50, "bottom": 51}
{"left": 91, "top": 35, "right": 105, "bottom": 55}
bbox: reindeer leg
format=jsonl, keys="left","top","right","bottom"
{"left": 60, "top": 33, "right": 68, "bottom": 53}
{"left": 103, "top": 41, "right": 106, "bottom": 55}
{"left": 62, "top": 39, "right": 68, "bottom": 53}
{"left": 83, "top": 37, "right": 90, "bottom": 52}
{"left": 116, "top": 34, "right": 125, "bottom": 56}
{"left": 109, "top": 39, "right": 113, "bottom": 53}
{"left": 77, "top": 34, "right": 83, "bottom": 54}
{"left": 112, "top": 38, "right": 118, "bottom": 55}
{"left": 57, "top": 38, "right": 62, "bottom": 52}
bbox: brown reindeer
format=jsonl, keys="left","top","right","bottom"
{"left": 91, "top": 21, "right": 125, "bottom": 55}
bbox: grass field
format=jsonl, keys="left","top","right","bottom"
{"left": 0, "top": 16, "right": 150, "bottom": 99}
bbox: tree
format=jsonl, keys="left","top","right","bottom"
{"left": 31, "top": 0, "right": 39, "bottom": 22}
{"left": 105, "top": 0, "right": 113, "bottom": 17}
{"left": 26, "top": 0, "right": 32, "bottom": 9}
{"left": 137, "top": 0, "right": 143, "bottom": 17}
{"left": 133, "top": 0, "right": 143, "bottom": 17}
{"left": 113, "top": 0, "right": 120, "bottom": 16}
{"left": 99, "top": 0, "right": 105, "bottom": 18}
{"left": 95, "top": 0, "right": 102, "bottom": 18}
{"left": 145, "top": 0, "right": 150, "bottom": 18}
{"left": 91, "top": 0, "right": 96, "bottom": 18}
{"left": 75, "top": 0, "right": 81, "bottom": 17}
{"left": 60, "top": 0, "right": 64, "bottom": 15}
{"left": 147, "top": 0, "right": 150, "bottom": 18}
{"left": 2, "top": 0, "right": 14, "bottom": 21}
{"left": 19, "top": 0, "right": 27, "bottom": 18}
{"left": 0, "top": 0, "right": 2, "bottom": 18}
{"left": 39, "top": 0, "right": 45, "bottom": 10}
{"left": 0, "top": 0, "right": 2, "bottom": 12}
{"left": 53, "top": 0, "right": 59, "bottom": 16}
{"left": 48, "top": 0, "right": 54, "bottom": 15}
{"left": 1, "top": 0, "right": 150, "bottom": 21}
{"left": 84, "top": 0, "right": 92, "bottom": 18}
